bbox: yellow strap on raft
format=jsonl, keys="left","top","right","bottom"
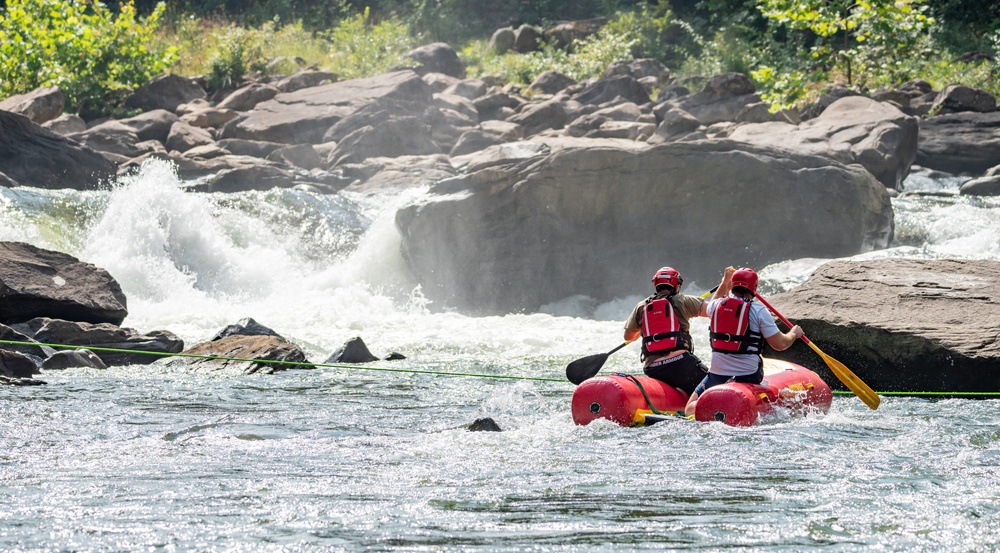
{"left": 632, "top": 409, "right": 693, "bottom": 426}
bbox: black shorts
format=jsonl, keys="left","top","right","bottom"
{"left": 643, "top": 352, "right": 709, "bottom": 395}
{"left": 693, "top": 363, "right": 765, "bottom": 396}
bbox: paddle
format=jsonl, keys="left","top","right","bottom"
{"left": 753, "top": 293, "right": 880, "bottom": 410}
{"left": 566, "top": 286, "right": 721, "bottom": 385}
{"left": 566, "top": 341, "right": 631, "bottom": 385}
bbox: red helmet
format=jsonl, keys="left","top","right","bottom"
{"left": 731, "top": 267, "right": 758, "bottom": 294}
{"left": 652, "top": 267, "right": 682, "bottom": 291}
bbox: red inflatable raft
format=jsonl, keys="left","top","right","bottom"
{"left": 571, "top": 358, "right": 832, "bottom": 427}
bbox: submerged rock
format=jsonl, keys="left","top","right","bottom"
{"left": 173, "top": 335, "right": 309, "bottom": 374}
{"left": 468, "top": 417, "right": 502, "bottom": 432}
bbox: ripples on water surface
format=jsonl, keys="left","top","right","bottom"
{"left": 1, "top": 161, "right": 999, "bottom": 550}
{"left": 2, "top": 366, "right": 999, "bottom": 551}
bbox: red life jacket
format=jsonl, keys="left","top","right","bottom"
{"left": 640, "top": 295, "right": 686, "bottom": 358}
{"left": 710, "top": 297, "right": 765, "bottom": 354}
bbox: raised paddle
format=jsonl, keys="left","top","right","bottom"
{"left": 753, "top": 293, "right": 880, "bottom": 410}
{"left": 566, "top": 285, "right": 721, "bottom": 385}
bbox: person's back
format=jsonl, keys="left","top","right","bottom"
{"left": 684, "top": 267, "right": 804, "bottom": 415}
{"left": 623, "top": 266, "right": 719, "bottom": 394}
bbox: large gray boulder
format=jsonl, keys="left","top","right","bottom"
{"left": 221, "top": 70, "right": 434, "bottom": 144}
{"left": 765, "top": 259, "right": 1000, "bottom": 394}
{"left": 915, "top": 112, "right": 1000, "bottom": 175}
{"left": 406, "top": 43, "right": 466, "bottom": 79}
{"left": 396, "top": 138, "right": 893, "bottom": 313}
{"left": 123, "top": 73, "right": 207, "bottom": 113}
{"left": 0, "top": 86, "right": 65, "bottom": 124}
{"left": 0, "top": 110, "right": 116, "bottom": 190}
{"left": 655, "top": 73, "right": 759, "bottom": 126}
{"left": 729, "top": 96, "right": 918, "bottom": 189}
{"left": 0, "top": 242, "right": 128, "bottom": 325}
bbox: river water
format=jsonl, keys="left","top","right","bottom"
{"left": 1, "top": 160, "right": 998, "bottom": 551}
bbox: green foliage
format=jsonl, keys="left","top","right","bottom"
{"left": 0, "top": 0, "right": 177, "bottom": 119}
{"left": 758, "top": 0, "right": 935, "bottom": 87}
{"left": 602, "top": 0, "right": 704, "bottom": 67}
{"left": 161, "top": 16, "right": 330, "bottom": 80}
{"left": 326, "top": 8, "right": 416, "bottom": 80}
{"left": 679, "top": 26, "right": 758, "bottom": 79}
{"left": 206, "top": 24, "right": 266, "bottom": 90}
{"left": 465, "top": 20, "right": 638, "bottom": 86}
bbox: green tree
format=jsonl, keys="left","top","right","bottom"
{"left": 758, "top": 0, "right": 934, "bottom": 86}
{"left": 0, "top": 0, "right": 177, "bottom": 118}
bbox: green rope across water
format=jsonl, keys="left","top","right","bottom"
{"left": 5, "top": 338, "right": 999, "bottom": 396}
{"left": 832, "top": 390, "right": 1000, "bottom": 398}
{"left": 0, "top": 338, "right": 565, "bottom": 383}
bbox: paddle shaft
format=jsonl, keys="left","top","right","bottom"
{"left": 753, "top": 293, "right": 880, "bottom": 410}
{"left": 605, "top": 341, "right": 630, "bottom": 356}
{"left": 752, "top": 295, "right": 812, "bottom": 343}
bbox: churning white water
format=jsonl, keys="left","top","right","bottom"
{"left": 1, "top": 159, "right": 998, "bottom": 551}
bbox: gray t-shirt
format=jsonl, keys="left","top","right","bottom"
{"left": 707, "top": 297, "right": 781, "bottom": 376}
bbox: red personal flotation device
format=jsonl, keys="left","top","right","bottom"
{"left": 710, "top": 297, "right": 764, "bottom": 354}
{"left": 641, "top": 295, "right": 686, "bottom": 358}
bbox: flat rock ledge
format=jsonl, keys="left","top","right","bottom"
{"left": 765, "top": 259, "right": 1000, "bottom": 394}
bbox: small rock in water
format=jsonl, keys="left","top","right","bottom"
{"left": 468, "top": 417, "right": 502, "bottom": 432}
{"left": 384, "top": 352, "right": 406, "bottom": 361}
{"left": 324, "top": 337, "right": 379, "bottom": 364}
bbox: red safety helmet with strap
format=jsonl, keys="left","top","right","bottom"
{"left": 651, "top": 267, "right": 682, "bottom": 291}
{"left": 731, "top": 267, "right": 758, "bottom": 295}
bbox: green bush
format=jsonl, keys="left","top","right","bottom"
{"left": 326, "top": 8, "right": 416, "bottom": 81}
{"left": 466, "top": 17, "right": 639, "bottom": 87}
{"left": 206, "top": 24, "right": 266, "bottom": 90}
{"left": 0, "top": 0, "right": 177, "bottom": 119}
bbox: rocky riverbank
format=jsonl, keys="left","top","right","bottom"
{"left": 1, "top": 41, "right": 998, "bottom": 391}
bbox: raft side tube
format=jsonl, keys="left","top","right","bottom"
{"left": 694, "top": 364, "right": 833, "bottom": 426}
{"left": 571, "top": 374, "right": 688, "bottom": 426}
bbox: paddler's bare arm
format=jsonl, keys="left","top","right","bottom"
{"left": 765, "top": 325, "right": 804, "bottom": 351}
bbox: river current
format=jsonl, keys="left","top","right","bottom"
{"left": 1, "top": 160, "right": 998, "bottom": 551}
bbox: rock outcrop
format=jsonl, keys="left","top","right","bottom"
{"left": 765, "top": 259, "right": 1000, "bottom": 394}
{"left": 729, "top": 96, "right": 918, "bottom": 189}
{"left": 0, "top": 110, "right": 117, "bottom": 190}
{"left": 0, "top": 242, "right": 128, "bottom": 325}
{"left": 396, "top": 137, "right": 893, "bottom": 313}
{"left": 915, "top": 112, "right": 1000, "bottom": 175}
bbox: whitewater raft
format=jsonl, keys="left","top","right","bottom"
{"left": 572, "top": 358, "right": 832, "bottom": 427}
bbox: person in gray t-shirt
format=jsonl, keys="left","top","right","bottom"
{"left": 684, "top": 267, "right": 803, "bottom": 416}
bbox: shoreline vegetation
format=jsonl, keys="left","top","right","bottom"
{"left": 1, "top": 0, "right": 997, "bottom": 120}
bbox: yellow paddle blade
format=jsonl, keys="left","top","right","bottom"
{"left": 806, "top": 341, "right": 880, "bottom": 410}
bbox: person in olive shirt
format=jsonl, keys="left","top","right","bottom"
{"left": 623, "top": 266, "right": 728, "bottom": 394}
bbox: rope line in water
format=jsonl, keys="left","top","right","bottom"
{"left": 832, "top": 390, "right": 1000, "bottom": 398}
{"left": 4, "top": 339, "right": 998, "bottom": 396}
{"left": 0, "top": 339, "right": 565, "bottom": 383}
